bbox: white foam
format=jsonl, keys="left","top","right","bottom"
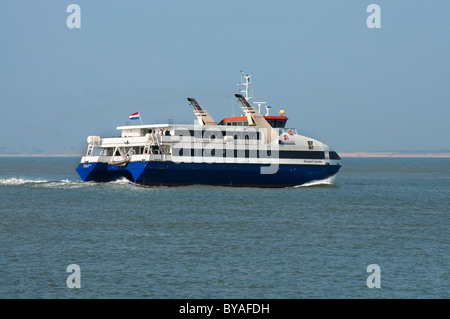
{"left": 294, "top": 176, "right": 336, "bottom": 188}
{"left": 0, "top": 178, "right": 48, "bottom": 185}
{"left": 106, "top": 178, "right": 147, "bottom": 190}
{"left": 39, "top": 179, "right": 87, "bottom": 188}
{"left": 108, "top": 178, "right": 133, "bottom": 185}
{"left": 0, "top": 178, "right": 92, "bottom": 188}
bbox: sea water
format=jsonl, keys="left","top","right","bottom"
{"left": 0, "top": 157, "right": 448, "bottom": 298}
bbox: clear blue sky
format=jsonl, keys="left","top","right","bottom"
{"left": 1, "top": 0, "right": 449, "bottom": 153}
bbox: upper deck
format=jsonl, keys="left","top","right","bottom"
{"left": 115, "top": 123, "right": 269, "bottom": 138}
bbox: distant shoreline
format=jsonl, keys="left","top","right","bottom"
{"left": 339, "top": 152, "right": 450, "bottom": 158}
{"left": 0, "top": 154, "right": 81, "bottom": 158}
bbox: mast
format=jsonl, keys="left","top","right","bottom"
{"left": 239, "top": 71, "right": 268, "bottom": 114}
{"left": 235, "top": 72, "right": 277, "bottom": 143}
{"left": 238, "top": 71, "right": 252, "bottom": 101}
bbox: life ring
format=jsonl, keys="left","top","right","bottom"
{"left": 287, "top": 129, "right": 293, "bottom": 135}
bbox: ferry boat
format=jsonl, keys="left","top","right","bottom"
{"left": 76, "top": 73, "right": 341, "bottom": 187}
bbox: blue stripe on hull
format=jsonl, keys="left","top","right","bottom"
{"left": 76, "top": 161, "right": 341, "bottom": 187}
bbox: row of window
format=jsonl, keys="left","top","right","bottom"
{"left": 173, "top": 148, "right": 327, "bottom": 159}
{"left": 222, "top": 120, "right": 248, "bottom": 126}
{"left": 174, "top": 129, "right": 261, "bottom": 140}
{"left": 266, "top": 119, "right": 287, "bottom": 128}
{"left": 102, "top": 146, "right": 339, "bottom": 160}
{"left": 218, "top": 119, "right": 287, "bottom": 128}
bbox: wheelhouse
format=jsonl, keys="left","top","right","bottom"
{"left": 218, "top": 115, "right": 288, "bottom": 128}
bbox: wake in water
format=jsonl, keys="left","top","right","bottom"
{"left": 0, "top": 177, "right": 130, "bottom": 188}
{"left": 0, "top": 178, "right": 89, "bottom": 188}
{"left": 294, "top": 176, "right": 336, "bottom": 188}
{"left": 1, "top": 176, "right": 336, "bottom": 189}
{"left": 0, "top": 178, "right": 49, "bottom": 185}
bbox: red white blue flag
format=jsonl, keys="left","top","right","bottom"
{"left": 129, "top": 112, "right": 140, "bottom": 120}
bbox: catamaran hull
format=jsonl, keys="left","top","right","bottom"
{"left": 75, "top": 162, "right": 134, "bottom": 183}
{"left": 76, "top": 161, "right": 341, "bottom": 187}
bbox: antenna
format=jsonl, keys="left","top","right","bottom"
{"left": 237, "top": 71, "right": 252, "bottom": 101}
{"left": 252, "top": 101, "right": 266, "bottom": 114}
{"left": 231, "top": 98, "right": 235, "bottom": 117}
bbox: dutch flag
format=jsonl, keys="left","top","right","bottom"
{"left": 129, "top": 112, "right": 140, "bottom": 120}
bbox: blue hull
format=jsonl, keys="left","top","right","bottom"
{"left": 76, "top": 162, "right": 135, "bottom": 182}
{"left": 76, "top": 161, "right": 341, "bottom": 187}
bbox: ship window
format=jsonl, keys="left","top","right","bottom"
{"left": 232, "top": 122, "right": 237, "bottom": 126}
{"left": 308, "top": 141, "right": 314, "bottom": 150}
{"left": 276, "top": 120, "right": 285, "bottom": 128}
{"left": 279, "top": 151, "right": 325, "bottom": 159}
{"left": 152, "top": 145, "right": 160, "bottom": 154}
{"left": 329, "top": 151, "right": 341, "bottom": 160}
